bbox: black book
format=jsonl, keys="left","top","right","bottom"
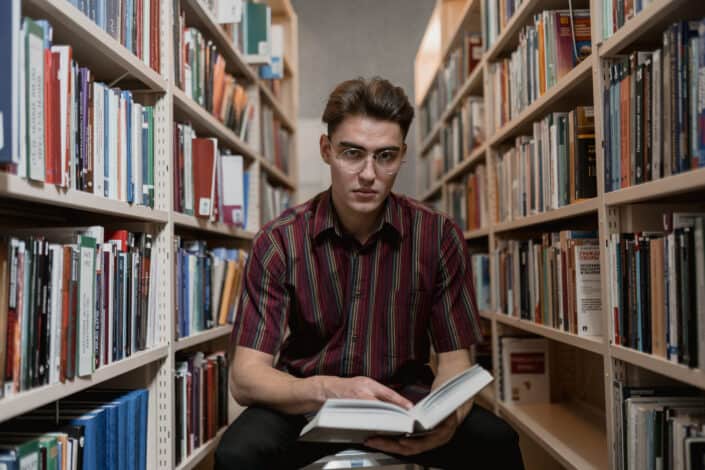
{"left": 678, "top": 227, "right": 697, "bottom": 367}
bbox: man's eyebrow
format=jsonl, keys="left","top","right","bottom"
{"left": 337, "top": 141, "right": 401, "bottom": 152}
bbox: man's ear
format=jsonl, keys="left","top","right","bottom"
{"left": 320, "top": 134, "right": 331, "bottom": 165}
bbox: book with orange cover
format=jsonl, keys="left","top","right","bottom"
{"left": 212, "top": 56, "right": 226, "bottom": 117}
{"left": 191, "top": 138, "right": 217, "bottom": 219}
{"left": 537, "top": 15, "right": 546, "bottom": 96}
{"left": 217, "top": 260, "right": 237, "bottom": 326}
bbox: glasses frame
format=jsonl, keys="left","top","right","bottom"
{"left": 326, "top": 135, "right": 406, "bottom": 176}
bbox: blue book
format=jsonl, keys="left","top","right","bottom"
{"left": 243, "top": 171, "right": 250, "bottom": 228}
{"left": 125, "top": 0, "right": 133, "bottom": 52}
{"left": 0, "top": 0, "right": 20, "bottom": 164}
{"left": 699, "top": 20, "right": 705, "bottom": 167}
{"left": 70, "top": 409, "right": 107, "bottom": 470}
{"left": 141, "top": 110, "right": 149, "bottom": 205}
{"left": 135, "top": 389, "right": 148, "bottom": 470}
{"left": 123, "top": 91, "right": 134, "bottom": 203}
{"left": 104, "top": 87, "right": 110, "bottom": 196}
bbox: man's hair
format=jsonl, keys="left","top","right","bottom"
{"left": 322, "top": 77, "right": 415, "bottom": 139}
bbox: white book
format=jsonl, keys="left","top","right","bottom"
{"left": 26, "top": 21, "right": 45, "bottom": 182}
{"left": 77, "top": 234, "right": 96, "bottom": 376}
{"left": 575, "top": 242, "right": 602, "bottom": 336}
{"left": 51, "top": 46, "right": 71, "bottom": 187}
{"left": 299, "top": 365, "right": 493, "bottom": 443}
{"left": 142, "top": 0, "right": 150, "bottom": 68}
{"left": 93, "top": 82, "right": 105, "bottom": 198}
{"left": 119, "top": 95, "right": 127, "bottom": 201}
{"left": 18, "top": 20, "right": 26, "bottom": 177}
{"left": 133, "top": 102, "right": 143, "bottom": 206}
{"left": 210, "top": 255, "right": 227, "bottom": 325}
{"left": 500, "top": 337, "right": 549, "bottom": 404}
{"left": 48, "top": 244, "right": 63, "bottom": 384}
{"left": 109, "top": 90, "right": 119, "bottom": 200}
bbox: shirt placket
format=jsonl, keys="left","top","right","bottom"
{"left": 345, "top": 247, "right": 366, "bottom": 373}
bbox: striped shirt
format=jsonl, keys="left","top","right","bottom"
{"left": 232, "top": 189, "right": 482, "bottom": 401}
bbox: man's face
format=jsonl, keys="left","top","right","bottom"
{"left": 320, "top": 115, "right": 405, "bottom": 216}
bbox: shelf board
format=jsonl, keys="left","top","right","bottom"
{"left": 173, "top": 212, "right": 256, "bottom": 240}
{"left": 491, "top": 311, "right": 606, "bottom": 356}
{"left": 0, "top": 344, "right": 168, "bottom": 423}
{"left": 598, "top": 0, "right": 705, "bottom": 58}
{"left": 173, "top": 87, "right": 259, "bottom": 162}
{"left": 479, "top": 310, "right": 494, "bottom": 320}
{"left": 484, "top": 0, "right": 579, "bottom": 62}
{"left": 181, "top": 0, "right": 258, "bottom": 83}
{"left": 445, "top": 144, "right": 487, "bottom": 182}
{"left": 611, "top": 345, "right": 705, "bottom": 390}
{"left": 498, "top": 401, "right": 608, "bottom": 470}
{"left": 259, "top": 158, "right": 296, "bottom": 190}
{"left": 464, "top": 227, "right": 490, "bottom": 240}
{"left": 0, "top": 173, "right": 169, "bottom": 222}
{"left": 259, "top": 84, "right": 296, "bottom": 132}
{"left": 174, "top": 325, "right": 233, "bottom": 352}
{"left": 488, "top": 56, "right": 594, "bottom": 147}
{"left": 416, "top": 0, "right": 482, "bottom": 105}
{"left": 603, "top": 167, "right": 705, "bottom": 206}
{"left": 175, "top": 427, "right": 226, "bottom": 470}
{"left": 493, "top": 198, "right": 599, "bottom": 234}
{"left": 23, "top": 0, "right": 167, "bottom": 93}
{"left": 420, "top": 180, "right": 444, "bottom": 202}
{"left": 420, "top": 62, "right": 485, "bottom": 156}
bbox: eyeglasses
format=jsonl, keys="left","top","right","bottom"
{"left": 328, "top": 138, "right": 405, "bottom": 175}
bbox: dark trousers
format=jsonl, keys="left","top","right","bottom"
{"left": 214, "top": 404, "right": 524, "bottom": 470}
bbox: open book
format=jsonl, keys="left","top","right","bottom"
{"left": 299, "top": 364, "right": 493, "bottom": 443}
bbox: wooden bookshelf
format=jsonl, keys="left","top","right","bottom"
{"left": 490, "top": 311, "right": 606, "bottom": 356}
{"left": 415, "top": 0, "right": 705, "bottom": 468}
{"left": 498, "top": 401, "right": 608, "bottom": 470}
{"left": 493, "top": 198, "right": 599, "bottom": 234}
{"left": 173, "top": 212, "right": 256, "bottom": 240}
{"left": 175, "top": 427, "right": 227, "bottom": 470}
{"left": 0, "top": 0, "right": 299, "bottom": 468}
{"left": 0, "top": 173, "right": 170, "bottom": 222}
{"left": 0, "top": 344, "right": 169, "bottom": 423}
{"left": 174, "top": 326, "right": 233, "bottom": 352}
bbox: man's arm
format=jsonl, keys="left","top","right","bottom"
{"left": 229, "top": 346, "right": 413, "bottom": 415}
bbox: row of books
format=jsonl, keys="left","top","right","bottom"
{"left": 489, "top": 10, "right": 591, "bottom": 133}
{"left": 471, "top": 254, "right": 491, "bottom": 312}
{"left": 261, "top": 105, "right": 291, "bottom": 173}
{"left": 498, "top": 337, "right": 550, "bottom": 404}
{"left": 483, "top": 0, "right": 524, "bottom": 50}
{"left": 66, "top": 0, "right": 161, "bottom": 73}
{"left": 0, "top": 17, "right": 157, "bottom": 207}
{"left": 602, "top": 0, "right": 656, "bottom": 40}
{"left": 437, "top": 97, "right": 485, "bottom": 176}
{"left": 443, "top": 163, "right": 489, "bottom": 232}
{"left": 176, "top": 25, "right": 256, "bottom": 142}
{"left": 175, "top": 350, "right": 228, "bottom": 465}
{"left": 420, "top": 32, "right": 482, "bottom": 139}
{"left": 0, "top": 227, "right": 157, "bottom": 397}
{"left": 173, "top": 123, "right": 251, "bottom": 228}
{"left": 0, "top": 388, "right": 149, "bottom": 470}
{"left": 602, "top": 20, "right": 705, "bottom": 193}
{"left": 175, "top": 238, "right": 247, "bottom": 339}
{"left": 494, "top": 106, "right": 596, "bottom": 223}
{"left": 613, "top": 379, "right": 705, "bottom": 470}
{"left": 260, "top": 177, "right": 291, "bottom": 227}
{"left": 606, "top": 211, "right": 705, "bottom": 369}
{"left": 493, "top": 231, "right": 603, "bottom": 336}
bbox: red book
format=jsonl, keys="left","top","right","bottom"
{"left": 150, "top": 0, "right": 160, "bottom": 73}
{"left": 191, "top": 138, "right": 217, "bottom": 219}
{"left": 106, "top": 230, "right": 129, "bottom": 252}
{"left": 45, "top": 51, "right": 61, "bottom": 185}
{"left": 60, "top": 245, "right": 72, "bottom": 382}
{"left": 136, "top": 0, "right": 143, "bottom": 60}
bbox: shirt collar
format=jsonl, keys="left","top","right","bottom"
{"left": 311, "top": 189, "right": 405, "bottom": 241}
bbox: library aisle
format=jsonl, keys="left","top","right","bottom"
{"left": 1, "top": 0, "right": 705, "bottom": 468}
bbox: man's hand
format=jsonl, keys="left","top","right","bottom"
{"left": 318, "top": 376, "right": 413, "bottom": 410}
{"left": 364, "top": 400, "right": 473, "bottom": 456}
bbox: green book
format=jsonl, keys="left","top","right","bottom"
{"left": 243, "top": 2, "right": 271, "bottom": 63}
{"left": 0, "top": 437, "right": 40, "bottom": 469}
{"left": 23, "top": 18, "right": 45, "bottom": 182}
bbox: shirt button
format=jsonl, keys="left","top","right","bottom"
{"left": 353, "top": 290, "right": 362, "bottom": 298}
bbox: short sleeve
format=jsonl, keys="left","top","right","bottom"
{"left": 429, "top": 218, "right": 483, "bottom": 352}
{"left": 231, "top": 231, "right": 289, "bottom": 355}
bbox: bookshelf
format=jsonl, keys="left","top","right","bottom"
{"left": 0, "top": 0, "right": 299, "bottom": 469}
{"left": 416, "top": 0, "right": 705, "bottom": 468}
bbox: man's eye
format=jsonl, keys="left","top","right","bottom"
{"left": 342, "top": 149, "right": 364, "bottom": 159}
{"left": 377, "top": 151, "right": 397, "bottom": 161}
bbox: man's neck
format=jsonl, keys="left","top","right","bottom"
{"left": 330, "top": 191, "right": 385, "bottom": 245}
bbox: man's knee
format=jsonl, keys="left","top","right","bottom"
{"left": 214, "top": 407, "right": 304, "bottom": 469}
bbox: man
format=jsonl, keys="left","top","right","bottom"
{"left": 215, "top": 77, "right": 524, "bottom": 469}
